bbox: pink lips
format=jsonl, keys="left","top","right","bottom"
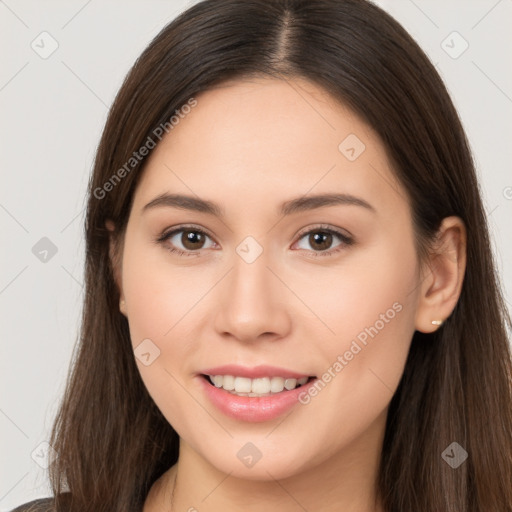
{"left": 197, "top": 364, "right": 316, "bottom": 423}
{"left": 200, "top": 364, "right": 311, "bottom": 380}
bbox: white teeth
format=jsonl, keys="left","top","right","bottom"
{"left": 207, "top": 374, "right": 310, "bottom": 396}
{"left": 234, "top": 376, "right": 252, "bottom": 393}
{"left": 222, "top": 374, "right": 235, "bottom": 391}
{"left": 270, "top": 376, "right": 284, "bottom": 393}
{"left": 212, "top": 375, "right": 223, "bottom": 387}
{"left": 284, "top": 378, "right": 297, "bottom": 390}
{"left": 251, "top": 377, "right": 270, "bottom": 394}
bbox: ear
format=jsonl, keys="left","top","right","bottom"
{"left": 105, "top": 219, "right": 127, "bottom": 316}
{"left": 414, "top": 216, "right": 467, "bottom": 333}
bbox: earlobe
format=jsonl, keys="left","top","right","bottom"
{"left": 414, "top": 216, "right": 467, "bottom": 333}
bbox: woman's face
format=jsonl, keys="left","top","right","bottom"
{"left": 115, "top": 77, "right": 424, "bottom": 480}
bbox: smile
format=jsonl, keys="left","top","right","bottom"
{"left": 205, "top": 374, "right": 312, "bottom": 396}
{"left": 197, "top": 365, "right": 319, "bottom": 422}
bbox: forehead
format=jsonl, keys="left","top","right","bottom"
{"left": 132, "top": 77, "right": 407, "bottom": 219}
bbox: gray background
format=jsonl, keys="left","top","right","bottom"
{"left": 1, "top": 0, "right": 511, "bottom": 508}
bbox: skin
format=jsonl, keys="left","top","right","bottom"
{"left": 107, "top": 77, "right": 466, "bottom": 511}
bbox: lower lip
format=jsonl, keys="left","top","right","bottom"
{"left": 198, "top": 376, "right": 317, "bottom": 422}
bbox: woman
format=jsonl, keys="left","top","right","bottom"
{"left": 13, "top": 0, "right": 512, "bottom": 511}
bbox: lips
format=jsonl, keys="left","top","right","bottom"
{"left": 197, "top": 364, "right": 318, "bottom": 422}
{"left": 199, "top": 364, "right": 312, "bottom": 380}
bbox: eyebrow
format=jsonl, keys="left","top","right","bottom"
{"left": 142, "top": 192, "right": 376, "bottom": 217}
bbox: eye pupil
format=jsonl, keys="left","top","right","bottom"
{"left": 310, "top": 232, "right": 332, "bottom": 250}
{"left": 182, "top": 230, "right": 205, "bottom": 249}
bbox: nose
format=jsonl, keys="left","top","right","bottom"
{"left": 213, "top": 247, "right": 292, "bottom": 344}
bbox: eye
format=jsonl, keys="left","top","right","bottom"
{"left": 293, "top": 224, "right": 354, "bottom": 257}
{"left": 156, "top": 225, "right": 216, "bottom": 257}
{"left": 156, "top": 223, "right": 354, "bottom": 258}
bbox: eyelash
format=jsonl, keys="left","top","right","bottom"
{"left": 155, "top": 223, "right": 354, "bottom": 258}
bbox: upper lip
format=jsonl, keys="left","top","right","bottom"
{"left": 199, "top": 364, "right": 314, "bottom": 379}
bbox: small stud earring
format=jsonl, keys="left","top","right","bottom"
{"left": 431, "top": 319, "right": 443, "bottom": 326}
{"left": 120, "top": 299, "right": 125, "bottom": 308}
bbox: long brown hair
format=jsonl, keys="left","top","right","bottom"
{"left": 48, "top": 1, "right": 512, "bottom": 510}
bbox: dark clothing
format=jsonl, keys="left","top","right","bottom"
{"left": 11, "top": 498, "right": 55, "bottom": 512}
{"left": 11, "top": 494, "right": 72, "bottom": 512}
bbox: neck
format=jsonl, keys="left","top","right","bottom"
{"left": 145, "top": 410, "right": 387, "bottom": 512}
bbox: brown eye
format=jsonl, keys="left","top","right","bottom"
{"left": 308, "top": 231, "right": 334, "bottom": 251}
{"left": 294, "top": 226, "right": 354, "bottom": 257}
{"left": 180, "top": 230, "right": 207, "bottom": 250}
{"left": 158, "top": 226, "right": 215, "bottom": 256}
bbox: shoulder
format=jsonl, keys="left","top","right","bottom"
{"left": 10, "top": 494, "right": 71, "bottom": 512}
{"left": 10, "top": 498, "right": 54, "bottom": 512}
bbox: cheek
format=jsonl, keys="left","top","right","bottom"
{"left": 325, "top": 219, "right": 418, "bottom": 342}
{"left": 120, "top": 235, "right": 214, "bottom": 402}
{"left": 121, "top": 236, "right": 204, "bottom": 344}
{"left": 120, "top": 239, "right": 208, "bottom": 431}
{"left": 301, "top": 230, "right": 419, "bottom": 415}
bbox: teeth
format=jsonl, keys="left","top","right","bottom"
{"left": 222, "top": 375, "right": 235, "bottom": 390}
{"left": 207, "top": 374, "right": 310, "bottom": 395}
{"left": 284, "top": 378, "right": 297, "bottom": 390}
{"left": 252, "top": 377, "right": 270, "bottom": 394}
{"left": 270, "top": 376, "right": 285, "bottom": 392}
{"left": 234, "top": 376, "right": 252, "bottom": 393}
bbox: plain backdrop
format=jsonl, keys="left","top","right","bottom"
{"left": 1, "top": 0, "right": 511, "bottom": 509}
